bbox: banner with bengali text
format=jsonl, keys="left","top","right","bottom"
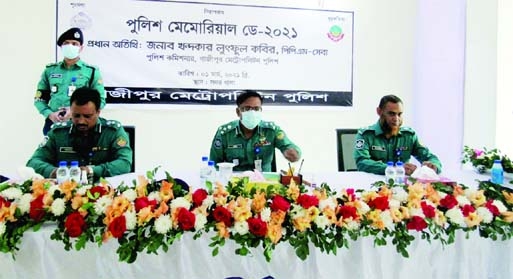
{"left": 57, "top": 0, "right": 354, "bottom": 106}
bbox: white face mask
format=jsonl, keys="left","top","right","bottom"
{"left": 240, "top": 110, "right": 262, "bottom": 129}
{"left": 61, "top": 44, "right": 80, "bottom": 59}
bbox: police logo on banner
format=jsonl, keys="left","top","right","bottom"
{"left": 355, "top": 139, "right": 364, "bottom": 149}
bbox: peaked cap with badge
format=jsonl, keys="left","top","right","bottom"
{"left": 57, "top": 27, "right": 83, "bottom": 46}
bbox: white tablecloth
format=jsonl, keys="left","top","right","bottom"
{"left": 1, "top": 170, "right": 510, "bottom": 279}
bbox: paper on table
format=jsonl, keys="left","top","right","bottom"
{"left": 411, "top": 165, "right": 439, "bottom": 181}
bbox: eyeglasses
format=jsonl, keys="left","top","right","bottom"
{"left": 239, "top": 106, "right": 262, "bottom": 112}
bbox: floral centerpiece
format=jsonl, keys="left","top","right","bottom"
{"left": 2, "top": 167, "right": 513, "bottom": 263}
{"left": 462, "top": 146, "right": 513, "bottom": 173}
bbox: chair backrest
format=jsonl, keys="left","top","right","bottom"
{"left": 336, "top": 129, "right": 359, "bottom": 171}
{"left": 123, "top": 125, "right": 136, "bottom": 173}
{"left": 271, "top": 150, "right": 277, "bottom": 172}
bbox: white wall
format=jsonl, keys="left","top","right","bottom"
{"left": 0, "top": 0, "right": 484, "bottom": 177}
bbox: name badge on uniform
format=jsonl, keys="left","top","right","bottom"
{"left": 227, "top": 144, "right": 242, "bottom": 149}
{"left": 254, "top": 159, "right": 262, "bottom": 172}
{"left": 59, "top": 147, "right": 76, "bottom": 153}
{"left": 371, "top": 145, "right": 386, "bottom": 151}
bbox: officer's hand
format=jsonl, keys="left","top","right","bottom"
{"left": 404, "top": 163, "right": 417, "bottom": 176}
{"left": 49, "top": 168, "right": 57, "bottom": 178}
{"left": 283, "top": 148, "right": 300, "bottom": 162}
{"left": 422, "top": 161, "right": 438, "bottom": 173}
{"left": 48, "top": 111, "right": 64, "bottom": 123}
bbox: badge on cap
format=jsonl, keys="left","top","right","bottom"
{"left": 74, "top": 31, "right": 81, "bottom": 39}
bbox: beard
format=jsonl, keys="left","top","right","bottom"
{"left": 380, "top": 118, "right": 401, "bottom": 137}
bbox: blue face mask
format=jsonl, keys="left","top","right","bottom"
{"left": 61, "top": 44, "right": 80, "bottom": 59}
{"left": 240, "top": 110, "right": 262, "bottom": 129}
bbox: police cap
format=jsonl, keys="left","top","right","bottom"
{"left": 57, "top": 27, "right": 83, "bottom": 46}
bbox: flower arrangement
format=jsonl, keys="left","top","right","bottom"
{"left": 462, "top": 146, "right": 513, "bottom": 173}
{"left": 1, "top": 167, "right": 513, "bottom": 263}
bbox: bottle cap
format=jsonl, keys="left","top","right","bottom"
{"left": 396, "top": 161, "right": 404, "bottom": 166}
{"left": 71, "top": 161, "right": 79, "bottom": 167}
{"left": 59, "top": 161, "right": 67, "bottom": 167}
{"left": 387, "top": 161, "right": 394, "bottom": 166}
{"left": 208, "top": 160, "right": 215, "bottom": 166}
{"left": 202, "top": 156, "right": 208, "bottom": 161}
{"left": 494, "top": 159, "right": 501, "bottom": 163}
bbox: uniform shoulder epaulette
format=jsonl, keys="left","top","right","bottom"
{"left": 400, "top": 126, "right": 416, "bottom": 134}
{"left": 50, "top": 121, "right": 72, "bottom": 130}
{"left": 104, "top": 120, "right": 122, "bottom": 129}
{"left": 357, "top": 125, "right": 374, "bottom": 135}
{"left": 45, "top": 62, "right": 58, "bottom": 68}
{"left": 217, "top": 121, "right": 238, "bottom": 134}
{"left": 260, "top": 121, "right": 277, "bottom": 130}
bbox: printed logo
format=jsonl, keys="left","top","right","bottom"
{"left": 327, "top": 25, "right": 344, "bottom": 42}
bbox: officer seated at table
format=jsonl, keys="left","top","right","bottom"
{"left": 209, "top": 90, "right": 301, "bottom": 172}
{"left": 353, "top": 94, "right": 441, "bottom": 175}
{"left": 27, "top": 87, "right": 132, "bottom": 180}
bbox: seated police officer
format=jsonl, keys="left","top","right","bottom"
{"left": 34, "top": 27, "right": 106, "bottom": 135}
{"left": 353, "top": 94, "right": 441, "bottom": 175}
{"left": 27, "top": 87, "right": 132, "bottom": 180}
{"left": 209, "top": 90, "right": 301, "bottom": 172}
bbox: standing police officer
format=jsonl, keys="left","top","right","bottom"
{"left": 209, "top": 90, "right": 301, "bottom": 172}
{"left": 34, "top": 27, "right": 106, "bottom": 135}
{"left": 353, "top": 94, "right": 442, "bottom": 175}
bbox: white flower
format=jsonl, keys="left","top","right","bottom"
{"left": 492, "top": 200, "right": 507, "bottom": 214}
{"left": 0, "top": 222, "right": 5, "bottom": 236}
{"left": 233, "top": 221, "right": 249, "bottom": 235}
{"left": 319, "top": 197, "right": 336, "bottom": 211}
{"left": 260, "top": 207, "right": 271, "bottom": 222}
{"left": 124, "top": 210, "right": 137, "bottom": 230}
{"left": 194, "top": 213, "right": 207, "bottom": 230}
{"left": 148, "top": 191, "right": 161, "bottom": 203}
{"left": 94, "top": 196, "right": 113, "bottom": 215}
{"left": 290, "top": 204, "right": 306, "bottom": 219}
{"left": 122, "top": 189, "right": 137, "bottom": 202}
{"left": 388, "top": 199, "right": 401, "bottom": 209}
{"left": 202, "top": 195, "right": 214, "bottom": 209}
{"left": 1, "top": 187, "right": 22, "bottom": 200}
{"left": 170, "top": 197, "right": 191, "bottom": 210}
{"left": 392, "top": 188, "right": 408, "bottom": 202}
{"left": 456, "top": 196, "right": 471, "bottom": 207}
{"left": 314, "top": 215, "right": 330, "bottom": 229}
{"left": 477, "top": 207, "right": 494, "bottom": 224}
{"left": 154, "top": 214, "right": 172, "bottom": 234}
{"left": 76, "top": 185, "right": 92, "bottom": 196}
{"left": 409, "top": 207, "right": 425, "bottom": 218}
{"left": 47, "top": 185, "right": 61, "bottom": 196}
{"left": 380, "top": 210, "right": 394, "bottom": 230}
{"left": 446, "top": 208, "right": 466, "bottom": 227}
{"left": 18, "top": 194, "right": 33, "bottom": 214}
{"left": 357, "top": 200, "right": 370, "bottom": 215}
{"left": 50, "top": 198, "right": 66, "bottom": 216}
{"left": 344, "top": 220, "right": 360, "bottom": 231}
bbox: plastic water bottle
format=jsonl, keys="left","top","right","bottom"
{"left": 56, "top": 161, "right": 69, "bottom": 184}
{"left": 385, "top": 161, "right": 396, "bottom": 184}
{"left": 206, "top": 160, "right": 217, "bottom": 186}
{"left": 69, "top": 161, "right": 81, "bottom": 182}
{"left": 199, "top": 156, "right": 209, "bottom": 186}
{"left": 395, "top": 161, "right": 406, "bottom": 185}
{"left": 491, "top": 159, "right": 504, "bottom": 184}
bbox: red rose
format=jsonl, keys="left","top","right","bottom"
{"left": 64, "top": 212, "right": 86, "bottom": 237}
{"left": 461, "top": 204, "right": 476, "bottom": 217}
{"left": 368, "top": 196, "right": 389, "bottom": 211}
{"left": 339, "top": 205, "right": 358, "bottom": 219}
{"left": 440, "top": 195, "right": 458, "bottom": 209}
{"left": 212, "top": 206, "right": 232, "bottom": 226}
{"left": 0, "top": 196, "right": 11, "bottom": 208}
{"left": 177, "top": 207, "right": 196, "bottom": 231}
{"left": 407, "top": 216, "right": 428, "bottom": 231}
{"left": 485, "top": 200, "right": 500, "bottom": 216}
{"left": 296, "top": 194, "right": 319, "bottom": 209}
{"left": 134, "top": 197, "right": 157, "bottom": 212}
{"left": 270, "top": 195, "right": 290, "bottom": 212}
{"left": 109, "top": 215, "right": 127, "bottom": 238}
{"left": 192, "top": 189, "right": 208, "bottom": 208}
{"left": 88, "top": 186, "right": 108, "bottom": 200}
{"left": 29, "top": 195, "right": 46, "bottom": 222}
{"left": 247, "top": 217, "right": 267, "bottom": 237}
{"left": 421, "top": 201, "right": 436, "bottom": 218}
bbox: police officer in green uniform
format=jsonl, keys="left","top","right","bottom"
{"left": 353, "top": 94, "right": 441, "bottom": 175}
{"left": 27, "top": 87, "right": 132, "bottom": 181}
{"left": 209, "top": 90, "right": 301, "bottom": 172}
{"left": 34, "top": 27, "right": 106, "bottom": 135}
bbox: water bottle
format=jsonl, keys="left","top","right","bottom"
{"left": 69, "top": 161, "right": 81, "bottom": 182}
{"left": 206, "top": 160, "right": 217, "bottom": 188}
{"left": 385, "top": 161, "right": 396, "bottom": 184}
{"left": 395, "top": 161, "right": 406, "bottom": 185}
{"left": 491, "top": 159, "right": 504, "bottom": 184}
{"left": 56, "top": 161, "right": 69, "bottom": 184}
{"left": 199, "top": 156, "right": 209, "bottom": 186}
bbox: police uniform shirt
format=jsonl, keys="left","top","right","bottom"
{"left": 353, "top": 121, "right": 442, "bottom": 175}
{"left": 34, "top": 60, "right": 106, "bottom": 118}
{"left": 209, "top": 120, "right": 301, "bottom": 172}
